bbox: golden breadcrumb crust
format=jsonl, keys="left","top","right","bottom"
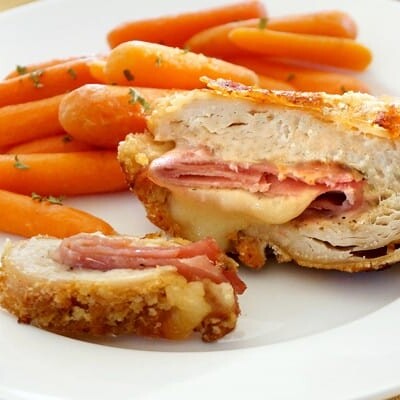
{"left": 0, "top": 240, "right": 239, "bottom": 342}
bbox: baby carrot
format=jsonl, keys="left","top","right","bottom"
{"left": 7, "top": 135, "right": 95, "bottom": 154}
{"left": 0, "top": 152, "right": 127, "bottom": 196}
{"left": 0, "top": 189, "right": 115, "bottom": 238}
{"left": 4, "top": 56, "right": 85, "bottom": 80}
{"left": 59, "top": 84, "right": 176, "bottom": 149}
{"left": 230, "top": 57, "right": 370, "bottom": 93}
{"left": 87, "top": 59, "right": 107, "bottom": 83}
{"left": 105, "top": 41, "right": 258, "bottom": 89}
{"left": 0, "top": 94, "right": 64, "bottom": 148}
{"left": 107, "top": 0, "right": 266, "bottom": 49}
{"left": 228, "top": 28, "right": 372, "bottom": 71}
{"left": 186, "top": 11, "right": 357, "bottom": 59}
{"left": 267, "top": 10, "right": 357, "bottom": 39}
{"left": 0, "top": 57, "right": 101, "bottom": 108}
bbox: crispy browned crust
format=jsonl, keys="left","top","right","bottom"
{"left": 228, "top": 232, "right": 267, "bottom": 270}
{"left": 0, "top": 240, "right": 239, "bottom": 342}
{"left": 204, "top": 78, "right": 400, "bottom": 139}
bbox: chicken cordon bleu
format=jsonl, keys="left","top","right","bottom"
{"left": 0, "top": 233, "right": 245, "bottom": 342}
{"left": 119, "top": 78, "right": 400, "bottom": 272}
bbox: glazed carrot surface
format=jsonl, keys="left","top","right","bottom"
{"left": 0, "top": 94, "right": 64, "bottom": 148}
{"left": 0, "top": 189, "right": 115, "bottom": 238}
{"left": 0, "top": 57, "right": 101, "bottom": 108}
{"left": 107, "top": 0, "right": 266, "bottom": 49}
{"left": 105, "top": 40, "right": 258, "bottom": 89}
{"left": 4, "top": 56, "right": 85, "bottom": 80}
{"left": 231, "top": 57, "right": 370, "bottom": 94}
{"left": 186, "top": 11, "right": 358, "bottom": 59}
{"left": 0, "top": 152, "right": 127, "bottom": 196}
{"left": 7, "top": 135, "right": 95, "bottom": 154}
{"left": 267, "top": 10, "right": 357, "bottom": 39}
{"left": 228, "top": 28, "right": 372, "bottom": 71}
{"left": 59, "top": 84, "right": 175, "bottom": 149}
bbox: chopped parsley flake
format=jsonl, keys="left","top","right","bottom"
{"left": 62, "top": 134, "right": 73, "bottom": 143}
{"left": 29, "top": 69, "right": 44, "bottom": 88}
{"left": 13, "top": 155, "right": 30, "bottom": 170}
{"left": 128, "top": 88, "right": 151, "bottom": 111}
{"left": 258, "top": 17, "right": 268, "bottom": 29}
{"left": 123, "top": 69, "right": 135, "bottom": 81}
{"left": 47, "top": 195, "right": 65, "bottom": 205}
{"left": 182, "top": 45, "right": 191, "bottom": 54}
{"left": 16, "top": 65, "right": 27, "bottom": 75}
{"left": 31, "top": 192, "right": 65, "bottom": 205}
{"left": 67, "top": 67, "right": 77, "bottom": 80}
{"left": 155, "top": 55, "right": 163, "bottom": 67}
{"left": 31, "top": 192, "right": 43, "bottom": 201}
{"left": 286, "top": 73, "right": 296, "bottom": 82}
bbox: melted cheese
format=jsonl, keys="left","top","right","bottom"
{"left": 168, "top": 187, "right": 321, "bottom": 249}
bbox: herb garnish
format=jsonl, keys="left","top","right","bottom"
{"left": 286, "top": 73, "right": 296, "bottom": 82}
{"left": 29, "top": 69, "right": 44, "bottom": 88}
{"left": 16, "top": 65, "right": 27, "bottom": 75}
{"left": 62, "top": 134, "right": 73, "bottom": 143}
{"left": 258, "top": 17, "right": 268, "bottom": 29}
{"left": 182, "top": 45, "right": 191, "bottom": 54}
{"left": 47, "top": 195, "right": 65, "bottom": 205}
{"left": 31, "top": 192, "right": 65, "bottom": 205}
{"left": 31, "top": 192, "right": 43, "bottom": 201}
{"left": 13, "top": 155, "right": 30, "bottom": 170}
{"left": 123, "top": 69, "right": 135, "bottom": 81}
{"left": 128, "top": 88, "right": 151, "bottom": 111}
{"left": 67, "top": 67, "right": 77, "bottom": 80}
{"left": 155, "top": 55, "right": 163, "bottom": 67}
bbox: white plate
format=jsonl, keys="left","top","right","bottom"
{"left": 1, "top": 0, "right": 400, "bottom": 399}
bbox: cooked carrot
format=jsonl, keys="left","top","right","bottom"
{"left": 267, "top": 10, "right": 357, "bottom": 38}
{"left": 186, "top": 11, "right": 357, "bottom": 59}
{"left": 59, "top": 84, "right": 177, "bottom": 149}
{"left": 257, "top": 74, "right": 295, "bottom": 90}
{"left": 0, "top": 57, "right": 101, "bottom": 108}
{"left": 88, "top": 59, "right": 107, "bottom": 83}
{"left": 0, "top": 152, "right": 127, "bottom": 196}
{"left": 105, "top": 41, "right": 258, "bottom": 89}
{"left": 0, "top": 189, "right": 115, "bottom": 238}
{"left": 107, "top": 0, "right": 266, "bottom": 49}
{"left": 231, "top": 57, "right": 369, "bottom": 93}
{"left": 7, "top": 135, "right": 95, "bottom": 154}
{"left": 0, "top": 94, "right": 64, "bottom": 148}
{"left": 228, "top": 28, "right": 372, "bottom": 71}
{"left": 4, "top": 56, "right": 85, "bottom": 80}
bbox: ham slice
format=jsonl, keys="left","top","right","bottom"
{"left": 148, "top": 148, "right": 364, "bottom": 215}
{"left": 55, "top": 233, "right": 246, "bottom": 294}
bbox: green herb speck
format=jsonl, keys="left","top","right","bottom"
{"left": 286, "top": 73, "right": 296, "bottom": 82}
{"left": 155, "top": 55, "right": 163, "bottom": 67}
{"left": 258, "top": 17, "right": 268, "bottom": 30}
{"left": 128, "top": 88, "right": 151, "bottom": 111}
{"left": 67, "top": 67, "right": 77, "bottom": 80}
{"left": 123, "top": 69, "right": 135, "bottom": 81}
{"left": 16, "top": 65, "right": 27, "bottom": 75}
{"left": 14, "top": 155, "right": 30, "bottom": 170}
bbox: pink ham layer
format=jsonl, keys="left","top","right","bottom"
{"left": 55, "top": 233, "right": 246, "bottom": 294}
{"left": 148, "top": 148, "right": 364, "bottom": 214}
